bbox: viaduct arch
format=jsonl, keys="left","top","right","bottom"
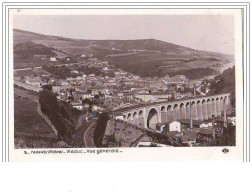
{"left": 114, "top": 93, "right": 231, "bottom": 130}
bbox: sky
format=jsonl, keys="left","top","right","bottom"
{"left": 13, "top": 15, "right": 235, "bottom": 55}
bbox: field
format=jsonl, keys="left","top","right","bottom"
{"left": 14, "top": 29, "right": 235, "bottom": 78}
{"left": 14, "top": 94, "right": 57, "bottom": 148}
{"left": 106, "top": 52, "right": 228, "bottom": 78}
{"left": 14, "top": 97, "right": 53, "bottom": 135}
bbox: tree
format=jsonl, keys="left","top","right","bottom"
{"left": 93, "top": 112, "right": 109, "bottom": 147}
{"left": 39, "top": 89, "right": 80, "bottom": 144}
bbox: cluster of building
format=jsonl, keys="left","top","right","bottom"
{"left": 15, "top": 55, "right": 205, "bottom": 115}
{"left": 14, "top": 52, "right": 236, "bottom": 147}
{"left": 113, "top": 115, "right": 236, "bottom": 147}
{"left": 155, "top": 117, "right": 231, "bottom": 146}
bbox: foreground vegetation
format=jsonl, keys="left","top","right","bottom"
{"left": 210, "top": 66, "right": 235, "bottom": 107}
{"left": 93, "top": 112, "right": 109, "bottom": 147}
{"left": 39, "top": 90, "right": 81, "bottom": 143}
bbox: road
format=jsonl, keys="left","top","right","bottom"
{"left": 83, "top": 122, "right": 96, "bottom": 147}
{"left": 14, "top": 67, "right": 42, "bottom": 71}
{"left": 74, "top": 117, "right": 95, "bottom": 148}
{"left": 14, "top": 80, "right": 42, "bottom": 92}
{"left": 14, "top": 63, "right": 79, "bottom": 72}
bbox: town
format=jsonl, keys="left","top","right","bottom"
{"left": 14, "top": 52, "right": 236, "bottom": 148}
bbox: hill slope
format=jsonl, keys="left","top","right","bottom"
{"left": 210, "top": 66, "right": 235, "bottom": 94}
{"left": 209, "top": 66, "right": 235, "bottom": 107}
{"left": 13, "top": 29, "right": 234, "bottom": 78}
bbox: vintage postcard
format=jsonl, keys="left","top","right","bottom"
{"left": 3, "top": 5, "right": 247, "bottom": 161}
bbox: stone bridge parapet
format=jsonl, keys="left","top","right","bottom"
{"left": 114, "top": 93, "right": 231, "bottom": 129}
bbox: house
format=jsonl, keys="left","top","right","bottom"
{"left": 50, "top": 56, "right": 57, "bottom": 62}
{"left": 71, "top": 70, "right": 79, "bottom": 74}
{"left": 88, "top": 73, "right": 95, "bottom": 77}
{"left": 103, "top": 67, "right": 109, "bottom": 71}
{"left": 48, "top": 78, "right": 56, "bottom": 85}
{"left": 82, "top": 93, "right": 92, "bottom": 100}
{"left": 52, "top": 85, "right": 61, "bottom": 94}
{"left": 41, "top": 80, "right": 48, "bottom": 86}
{"left": 117, "top": 93, "right": 124, "bottom": 98}
{"left": 135, "top": 93, "right": 170, "bottom": 102}
{"left": 199, "top": 122, "right": 212, "bottom": 129}
{"left": 71, "top": 101, "right": 83, "bottom": 110}
{"left": 133, "top": 75, "right": 139, "bottom": 80}
{"left": 91, "top": 105, "right": 102, "bottom": 111}
{"left": 90, "top": 89, "right": 99, "bottom": 96}
{"left": 165, "top": 121, "right": 181, "bottom": 132}
{"left": 25, "top": 76, "right": 42, "bottom": 87}
{"left": 99, "top": 88, "right": 109, "bottom": 95}
{"left": 82, "top": 103, "right": 90, "bottom": 110}
{"left": 76, "top": 76, "right": 85, "bottom": 81}
{"left": 178, "top": 119, "right": 211, "bottom": 129}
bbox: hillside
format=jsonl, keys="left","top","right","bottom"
{"left": 13, "top": 29, "right": 234, "bottom": 78}
{"left": 39, "top": 90, "right": 81, "bottom": 144}
{"left": 210, "top": 66, "right": 235, "bottom": 94}
{"left": 209, "top": 66, "right": 235, "bottom": 107}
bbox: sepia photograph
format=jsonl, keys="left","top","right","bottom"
{"left": 0, "top": 5, "right": 244, "bottom": 162}
{"left": 1, "top": 2, "right": 251, "bottom": 195}
{"left": 1, "top": 3, "right": 252, "bottom": 195}
{"left": 12, "top": 12, "right": 237, "bottom": 149}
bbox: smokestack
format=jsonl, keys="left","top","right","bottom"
{"left": 212, "top": 115, "right": 216, "bottom": 138}
{"left": 190, "top": 102, "right": 193, "bottom": 129}
{"left": 193, "top": 85, "right": 196, "bottom": 97}
{"left": 223, "top": 98, "right": 227, "bottom": 128}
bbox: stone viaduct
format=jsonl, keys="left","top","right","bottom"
{"left": 114, "top": 93, "right": 231, "bottom": 129}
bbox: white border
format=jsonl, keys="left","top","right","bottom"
{"left": 3, "top": 4, "right": 246, "bottom": 162}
